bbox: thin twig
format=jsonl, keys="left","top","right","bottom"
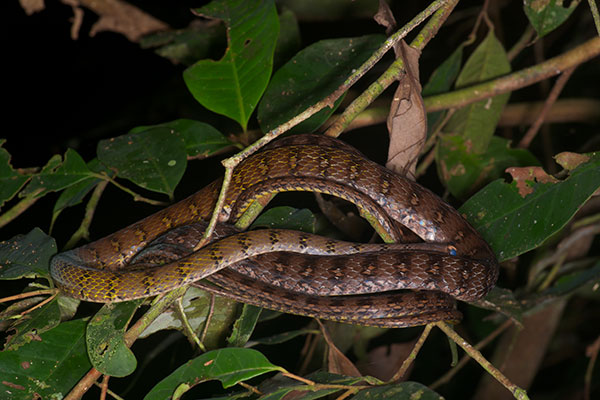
{"left": 435, "top": 322, "right": 530, "bottom": 400}
{"left": 588, "top": 0, "right": 600, "bottom": 36}
{"left": 507, "top": 25, "right": 535, "bottom": 61}
{"left": 199, "top": 293, "right": 216, "bottom": 346}
{"left": 430, "top": 318, "right": 514, "bottom": 389}
{"left": 390, "top": 324, "right": 434, "bottom": 381}
{"left": 0, "top": 190, "right": 41, "bottom": 229}
{"left": 95, "top": 172, "right": 167, "bottom": 206}
{"left": 238, "top": 381, "right": 262, "bottom": 396}
{"left": 100, "top": 375, "right": 109, "bottom": 400}
{"left": 584, "top": 334, "right": 600, "bottom": 400}
{"left": 518, "top": 67, "right": 576, "bottom": 148}
{"left": 175, "top": 296, "right": 206, "bottom": 352}
{"left": 63, "top": 180, "right": 109, "bottom": 250}
{"left": 425, "top": 37, "right": 600, "bottom": 112}
{"left": 20, "top": 293, "right": 57, "bottom": 315}
{"left": 0, "top": 290, "right": 56, "bottom": 303}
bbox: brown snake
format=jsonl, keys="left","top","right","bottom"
{"left": 50, "top": 134, "right": 499, "bottom": 327}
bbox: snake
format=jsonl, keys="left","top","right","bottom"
{"left": 50, "top": 134, "right": 499, "bottom": 327}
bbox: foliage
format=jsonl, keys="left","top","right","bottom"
{"left": 1, "top": 0, "right": 599, "bottom": 399}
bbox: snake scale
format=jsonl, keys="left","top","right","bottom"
{"left": 50, "top": 134, "right": 499, "bottom": 327}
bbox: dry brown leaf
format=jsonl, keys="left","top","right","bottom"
{"left": 554, "top": 152, "right": 590, "bottom": 171}
{"left": 60, "top": 0, "right": 169, "bottom": 42}
{"left": 317, "top": 320, "right": 361, "bottom": 377}
{"left": 506, "top": 166, "right": 559, "bottom": 197}
{"left": 19, "top": 0, "right": 45, "bottom": 15}
{"left": 385, "top": 41, "right": 426, "bottom": 180}
{"left": 374, "top": 0, "right": 396, "bottom": 36}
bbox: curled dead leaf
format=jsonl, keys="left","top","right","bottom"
{"left": 386, "top": 41, "right": 426, "bottom": 180}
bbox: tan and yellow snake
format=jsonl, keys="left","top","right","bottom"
{"left": 50, "top": 134, "right": 499, "bottom": 327}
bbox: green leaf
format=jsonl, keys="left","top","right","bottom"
{"left": 473, "top": 287, "right": 523, "bottom": 324}
{"left": 273, "top": 9, "right": 301, "bottom": 69}
{"left": 184, "top": 0, "right": 279, "bottom": 131}
{"left": 97, "top": 127, "right": 187, "bottom": 198}
{"left": 227, "top": 304, "right": 262, "bottom": 348}
{"left": 4, "top": 299, "right": 61, "bottom": 351}
{"left": 21, "top": 149, "right": 94, "bottom": 198}
{"left": 251, "top": 207, "right": 319, "bottom": 232}
{"left": 140, "top": 22, "right": 226, "bottom": 66}
{"left": 86, "top": 300, "right": 143, "bottom": 377}
{"left": 437, "top": 135, "right": 539, "bottom": 199}
{"left": 524, "top": 0, "right": 581, "bottom": 38}
{"left": 257, "top": 34, "right": 385, "bottom": 133}
{"left": 130, "top": 119, "right": 234, "bottom": 158}
{"left": 460, "top": 152, "right": 600, "bottom": 260}
{"left": 0, "top": 319, "right": 91, "bottom": 400}
{"left": 522, "top": 261, "right": 600, "bottom": 310}
{"left": 423, "top": 45, "right": 463, "bottom": 133}
{"left": 423, "top": 46, "right": 464, "bottom": 97}
{"left": 144, "top": 348, "right": 285, "bottom": 400}
{"left": 0, "top": 228, "right": 56, "bottom": 280}
{"left": 444, "top": 30, "right": 511, "bottom": 153}
{"left": 50, "top": 158, "right": 112, "bottom": 231}
{"left": 0, "top": 140, "right": 29, "bottom": 209}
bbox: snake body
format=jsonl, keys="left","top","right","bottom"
{"left": 50, "top": 134, "right": 499, "bottom": 327}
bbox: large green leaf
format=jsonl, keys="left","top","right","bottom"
{"left": 524, "top": 0, "right": 581, "bottom": 38}
{"left": 423, "top": 45, "right": 463, "bottom": 134}
{"left": 144, "top": 348, "right": 285, "bottom": 400}
{"left": 130, "top": 119, "right": 234, "bottom": 158}
{"left": 437, "top": 135, "right": 539, "bottom": 199}
{"left": 183, "top": 0, "right": 279, "bottom": 131}
{"left": 86, "top": 300, "right": 144, "bottom": 377}
{"left": 97, "top": 127, "right": 187, "bottom": 198}
{"left": 3, "top": 299, "right": 62, "bottom": 351}
{"left": 50, "top": 158, "right": 113, "bottom": 230}
{"left": 0, "top": 228, "right": 56, "bottom": 280}
{"left": 0, "top": 140, "right": 29, "bottom": 208}
{"left": 257, "top": 35, "right": 385, "bottom": 134}
{"left": 0, "top": 319, "right": 91, "bottom": 400}
{"left": 21, "top": 149, "right": 94, "bottom": 198}
{"left": 461, "top": 152, "right": 600, "bottom": 260}
{"left": 443, "top": 30, "right": 511, "bottom": 152}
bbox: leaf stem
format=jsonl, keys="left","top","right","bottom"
{"left": 175, "top": 296, "right": 206, "bottom": 352}
{"left": 93, "top": 172, "right": 167, "bottom": 206}
{"left": 0, "top": 190, "right": 41, "bottom": 229}
{"left": 518, "top": 67, "right": 576, "bottom": 148}
{"left": 63, "top": 180, "right": 109, "bottom": 250}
